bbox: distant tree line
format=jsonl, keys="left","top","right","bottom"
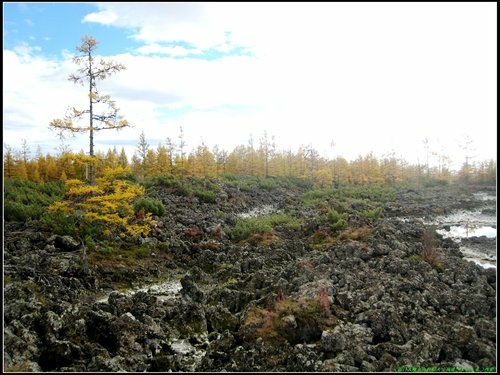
{"left": 3, "top": 132, "right": 496, "bottom": 187}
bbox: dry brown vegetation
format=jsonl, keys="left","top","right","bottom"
{"left": 239, "top": 289, "right": 336, "bottom": 345}
{"left": 421, "top": 228, "right": 443, "bottom": 271}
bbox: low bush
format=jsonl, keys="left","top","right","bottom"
{"left": 309, "top": 227, "right": 335, "bottom": 246}
{"left": 421, "top": 228, "right": 443, "bottom": 271}
{"left": 338, "top": 226, "right": 373, "bottom": 242}
{"left": 228, "top": 214, "right": 301, "bottom": 242}
{"left": 133, "top": 196, "right": 166, "bottom": 216}
{"left": 335, "top": 184, "right": 396, "bottom": 203}
{"left": 143, "top": 174, "right": 183, "bottom": 190}
{"left": 359, "top": 207, "right": 382, "bottom": 220}
{"left": 423, "top": 178, "right": 449, "bottom": 188}
{"left": 240, "top": 290, "right": 336, "bottom": 345}
{"left": 326, "top": 208, "right": 348, "bottom": 233}
{"left": 41, "top": 211, "right": 79, "bottom": 237}
{"left": 144, "top": 175, "right": 221, "bottom": 203}
{"left": 302, "top": 187, "right": 336, "bottom": 206}
{"left": 221, "top": 175, "right": 313, "bottom": 191}
{"left": 4, "top": 179, "right": 66, "bottom": 221}
{"left": 193, "top": 188, "right": 217, "bottom": 203}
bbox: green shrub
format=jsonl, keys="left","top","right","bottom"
{"left": 331, "top": 201, "right": 349, "bottom": 214}
{"left": 326, "top": 208, "right": 347, "bottom": 223}
{"left": 283, "top": 176, "right": 314, "bottom": 189}
{"left": 302, "top": 188, "right": 336, "bottom": 206}
{"left": 230, "top": 218, "right": 273, "bottom": 241}
{"left": 255, "top": 177, "right": 279, "bottom": 190}
{"left": 229, "top": 214, "right": 301, "bottom": 241}
{"left": 221, "top": 175, "right": 313, "bottom": 191}
{"left": 133, "top": 196, "right": 166, "bottom": 216}
{"left": 423, "top": 178, "right": 449, "bottom": 188}
{"left": 144, "top": 175, "right": 221, "bottom": 203}
{"left": 4, "top": 179, "right": 66, "bottom": 221}
{"left": 128, "top": 244, "right": 150, "bottom": 259}
{"left": 325, "top": 208, "right": 347, "bottom": 232}
{"left": 331, "top": 184, "right": 396, "bottom": 203}
{"left": 43, "top": 209, "right": 105, "bottom": 239}
{"left": 85, "top": 235, "right": 97, "bottom": 251}
{"left": 42, "top": 211, "right": 79, "bottom": 237}
{"left": 359, "top": 207, "right": 382, "bottom": 220}
{"left": 193, "top": 189, "right": 216, "bottom": 203}
{"left": 97, "top": 245, "right": 113, "bottom": 255}
{"left": 143, "top": 174, "right": 182, "bottom": 189}
{"left": 4, "top": 201, "right": 39, "bottom": 222}
{"left": 330, "top": 219, "right": 348, "bottom": 232}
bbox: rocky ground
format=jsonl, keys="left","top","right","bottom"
{"left": 3, "top": 182, "right": 497, "bottom": 372}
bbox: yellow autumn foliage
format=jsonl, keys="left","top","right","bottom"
{"left": 48, "top": 200, "right": 72, "bottom": 214}
{"left": 67, "top": 184, "right": 104, "bottom": 197}
{"left": 48, "top": 168, "right": 153, "bottom": 240}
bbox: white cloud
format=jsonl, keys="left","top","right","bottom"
{"left": 136, "top": 43, "right": 202, "bottom": 56}
{"left": 3, "top": 48, "right": 88, "bottom": 153}
{"left": 3, "top": 3, "right": 496, "bottom": 170}
{"left": 82, "top": 9, "right": 118, "bottom": 25}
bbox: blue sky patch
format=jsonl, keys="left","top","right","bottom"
{"left": 4, "top": 3, "right": 140, "bottom": 58}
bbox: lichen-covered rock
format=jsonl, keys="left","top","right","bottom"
{"left": 3, "top": 185, "right": 496, "bottom": 372}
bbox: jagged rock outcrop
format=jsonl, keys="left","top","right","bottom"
{"left": 3, "top": 183, "right": 496, "bottom": 372}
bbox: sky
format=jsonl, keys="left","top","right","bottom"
{"left": 3, "top": 2, "right": 497, "bottom": 171}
